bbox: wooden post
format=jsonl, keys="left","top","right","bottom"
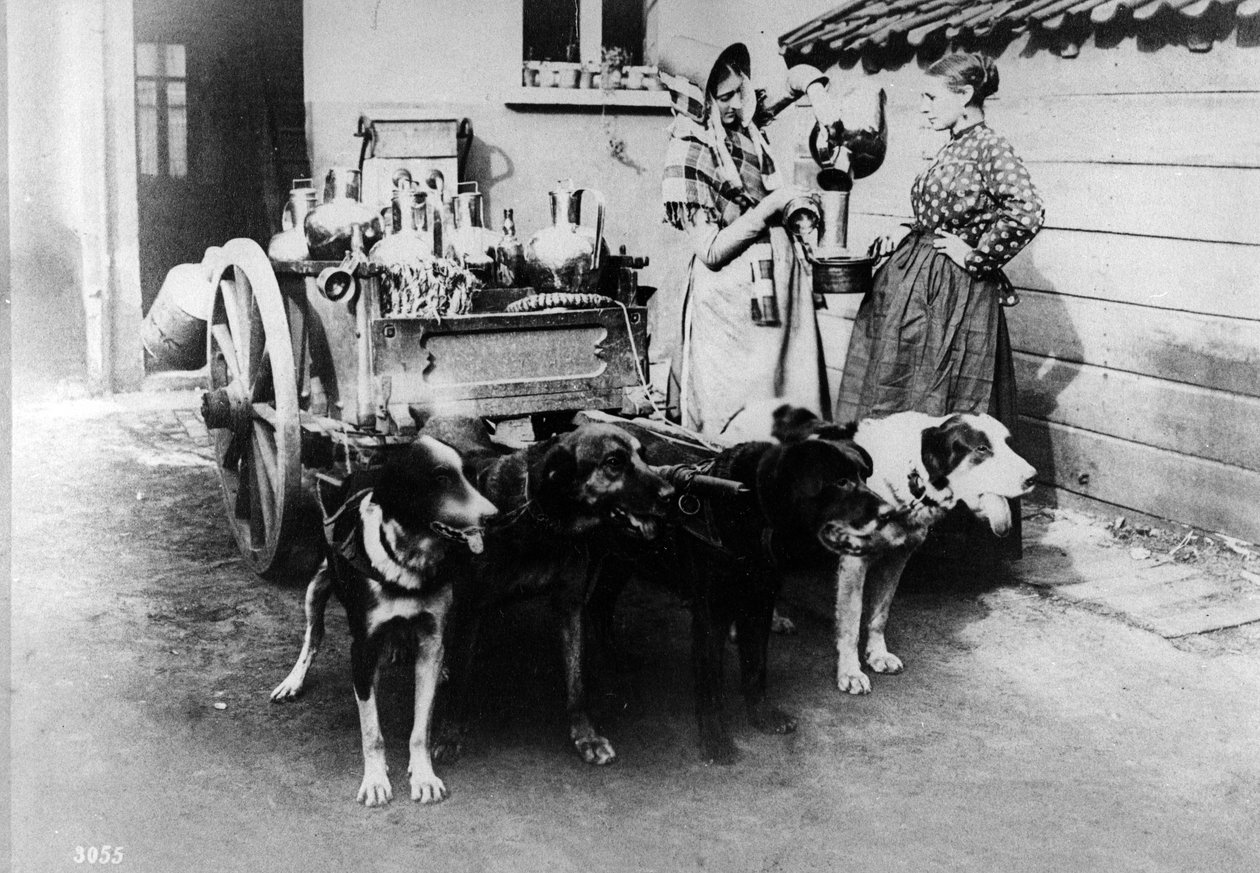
{"left": 102, "top": 0, "right": 144, "bottom": 391}
{"left": 82, "top": 3, "right": 110, "bottom": 393}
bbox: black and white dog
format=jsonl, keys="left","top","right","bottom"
{"left": 734, "top": 404, "right": 1036, "bottom": 695}
{"left": 835, "top": 411, "right": 1037, "bottom": 693}
{"left": 270, "top": 436, "right": 497, "bottom": 806}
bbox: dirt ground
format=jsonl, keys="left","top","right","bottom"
{"left": 9, "top": 388, "right": 1260, "bottom": 873}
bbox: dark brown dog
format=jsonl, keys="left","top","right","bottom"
{"left": 429, "top": 416, "right": 674, "bottom": 765}
{"left": 595, "top": 416, "right": 907, "bottom": 764}
{"left": 270, "top": 435, "right": 497, "bottom": 806}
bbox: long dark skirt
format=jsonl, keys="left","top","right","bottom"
{"left": 835, "top": 230, "right": 1022, "bottom": 555}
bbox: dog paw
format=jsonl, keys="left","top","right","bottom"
{"left": 748, "top": 702, "right": 797, "bottom": 734}
{"left": 431, "top": 736, "right": 465, "bottom": 764}
{"left": 770, "top": 610, "right": 797, "bottom": 635}
{"left": 356, "top": 771, "right": 393, "bottom": 807}
{"left": 836, "top": 669, "right": 872, "bottom": 695}
{"left": 574, "top": 735, "right": 617, "bottom": 766}
{"left": 867, "top": 652, "right": 904, "bottom": 674}
{"left": 269, "top": 675, "right": 304, "bottom": 702}
{"left": 409, "top": 773, "right": 449, "bottom": 805}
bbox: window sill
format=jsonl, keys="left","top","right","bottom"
{"left": 504, "top": 88, "right": 672, "bottom": 111}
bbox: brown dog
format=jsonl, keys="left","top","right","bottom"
{"left": 269, "top": 435, "right": 498, "bottom": 806}
{"left": 591, "top": 413, "right": 907, "bottom": 763}
{"left": 429, "top": 417, "right": 674, "bottom": 765}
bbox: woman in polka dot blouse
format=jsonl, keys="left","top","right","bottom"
{"left": 835, "top": 52, "right": 1044, "bottom": 432}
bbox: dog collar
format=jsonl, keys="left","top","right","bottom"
{"left": 430, "top": 521, "right": 483, "bottom": 544}
{"left": 903, "top": 467, "right": 949, "bottom": 512}
{"left": 906, "top": 469, "right": 940, "bottom": 507}
{"left": 484, "top": 470, "right": 560, "bottom": 532}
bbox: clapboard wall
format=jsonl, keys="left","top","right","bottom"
{"left": 815, "top": 30, "right": 1260, "bottom": 542}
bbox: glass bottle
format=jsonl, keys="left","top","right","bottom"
{"left": 496, "top": 208, "right": 526, "bottom": 288}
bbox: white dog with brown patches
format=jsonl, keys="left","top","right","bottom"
{"left": 835, "top": 411, "right": 1036, "bottom": 693}
{"left": 730, "top": 403, "right": 1036, "bottom": 695}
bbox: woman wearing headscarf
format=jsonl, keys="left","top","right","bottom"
{"left": 657, "top": 37, "right": 839, "bottom": 437}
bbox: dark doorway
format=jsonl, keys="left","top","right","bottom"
{"left": 133, "top": 0, "right": 308, "bottom": 324}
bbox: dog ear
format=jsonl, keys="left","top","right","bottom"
{"left": 814, "top": 420, "right": 858, "bottom": 442}
{"left": 770, "top": 404, "right": 821, "bottom": 444}
{"left": 540, "top": 440, "right": 578, "bottom": 490}
{"left": 836, "top": 441, "right": 873, "bottom": 480}
{"left": 921, "top": 416, "right": 973, "bottom": 489}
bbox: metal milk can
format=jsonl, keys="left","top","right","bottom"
{"left": 304, "top": 167, "right": 381, "bottom": 261}
{"left": 525, "top": 179, "right": 606, "bottom": 293}
{"left": 267, "top": 179, "right": 318, "bottom": 261}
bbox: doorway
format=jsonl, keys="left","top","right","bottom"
{"left": 133, "top": 0, "right": 308, "bottom": 329}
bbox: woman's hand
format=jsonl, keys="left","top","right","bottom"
{"left": 867, "top": 234, "right": 897, "bottom": 261}
{"left": 759, "top": 185, "right": 809, "bottom": 219}
{"left": 933, "top": 230, "right": 974, "bottom": 268}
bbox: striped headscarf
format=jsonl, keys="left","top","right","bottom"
{"left": 660, "top": 66, "right": 780, "bottom": 231}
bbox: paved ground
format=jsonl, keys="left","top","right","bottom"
{"left": 10, "top": 387, "right": 1260, "bottom": 873}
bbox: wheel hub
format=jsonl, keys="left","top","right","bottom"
{"left": 201, "top": 380, "right": 251, "bottom": 431}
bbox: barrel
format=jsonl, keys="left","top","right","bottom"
{"left": 141, "top": 262, "right": 214, "bottom": 371}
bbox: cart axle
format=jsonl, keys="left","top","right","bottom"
{"left": 201, "top": 385, "right": 250, "bottom": 431}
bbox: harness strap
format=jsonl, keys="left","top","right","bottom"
{"left": 681, "top": 448, "right": 778, "bottom": 565}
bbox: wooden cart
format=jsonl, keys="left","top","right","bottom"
{"left": 199, "top": 238, "right": 650, "bottom": 579}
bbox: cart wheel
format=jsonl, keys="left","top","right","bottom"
{"left": 201, "top": 239, "right": 305, "bottom": 580}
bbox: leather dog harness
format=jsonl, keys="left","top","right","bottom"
{"left": 317, "top": 485, "right": 475, "bottom": 589}
{"left": 678, "top": 450, "right": 781, "bottom": 568}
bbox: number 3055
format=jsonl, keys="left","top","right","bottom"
{"left": 74, "top": 846, "right": 124, "bottom": 864}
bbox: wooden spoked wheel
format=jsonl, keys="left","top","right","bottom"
{"left": 203, "top": 239, "right": 304, "bottom": 580}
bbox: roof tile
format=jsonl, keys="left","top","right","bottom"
{"left": 781, "top": 0, "right": 1248, "bottom": 57}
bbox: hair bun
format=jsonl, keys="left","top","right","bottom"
{"left": 974, "top": 53, "right": 1000, "bottom": 100}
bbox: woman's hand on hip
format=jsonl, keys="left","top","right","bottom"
{"left": 933, "top": 230, "right": 974, "bottom": 268}
{"left": 867, "top": 234, "right": 898, "bottom": 261}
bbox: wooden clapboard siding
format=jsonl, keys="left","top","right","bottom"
{"left": 1015, "top": 353, "right": 1260, "bottom": 472}
{"left": 1002, "top": 232, "right": 1260, "bottom": 322}
{"left": 1008, "top": 291, "right": 1260, "bottom": 398}
{"left": 880, "top": 92, "right": 1260, "bottom": 170}
{"left": 841, "top": 223, "right": 1260, "bottom": 322}
{"left": 1019, "top": 418, "right": 1260, "bottom": 543}
{"left": 859, "top": 161, "right": 1260, "bottom": 245}
{"left": 997, "top": 93, "right": 1260, "bottom": 169}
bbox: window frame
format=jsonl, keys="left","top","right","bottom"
{"left": 511, "top": 0, "right": 669, "bottom": 110}
{"left": 135, "top": 41, "right": 189, "bottom": 179}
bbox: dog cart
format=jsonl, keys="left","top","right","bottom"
{"left": 197, "top": 156, "right": 655, "bottom": 585}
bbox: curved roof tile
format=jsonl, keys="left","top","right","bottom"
{"left": 780, "top": 0, "right": 1251, "bottom": 58}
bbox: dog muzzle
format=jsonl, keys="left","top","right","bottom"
{"left": 430, "top": 522, "right": 486, "bottom": 554}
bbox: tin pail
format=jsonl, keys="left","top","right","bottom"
{"left": 141, "top": 262, "right": 214, "bottom": 370}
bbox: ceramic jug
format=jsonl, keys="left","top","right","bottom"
{"left": 525, "top": 179, "right": 606, "bottom": 293}
{"left": 304, "top": 167, "right": 381, "bottom": 261}
{"left": 267, "top": 180, "right": 317, "bottom": 261}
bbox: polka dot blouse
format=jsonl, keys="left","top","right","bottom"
{"left": 911, "top": 122, "right": 1045, "bottom": 276}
